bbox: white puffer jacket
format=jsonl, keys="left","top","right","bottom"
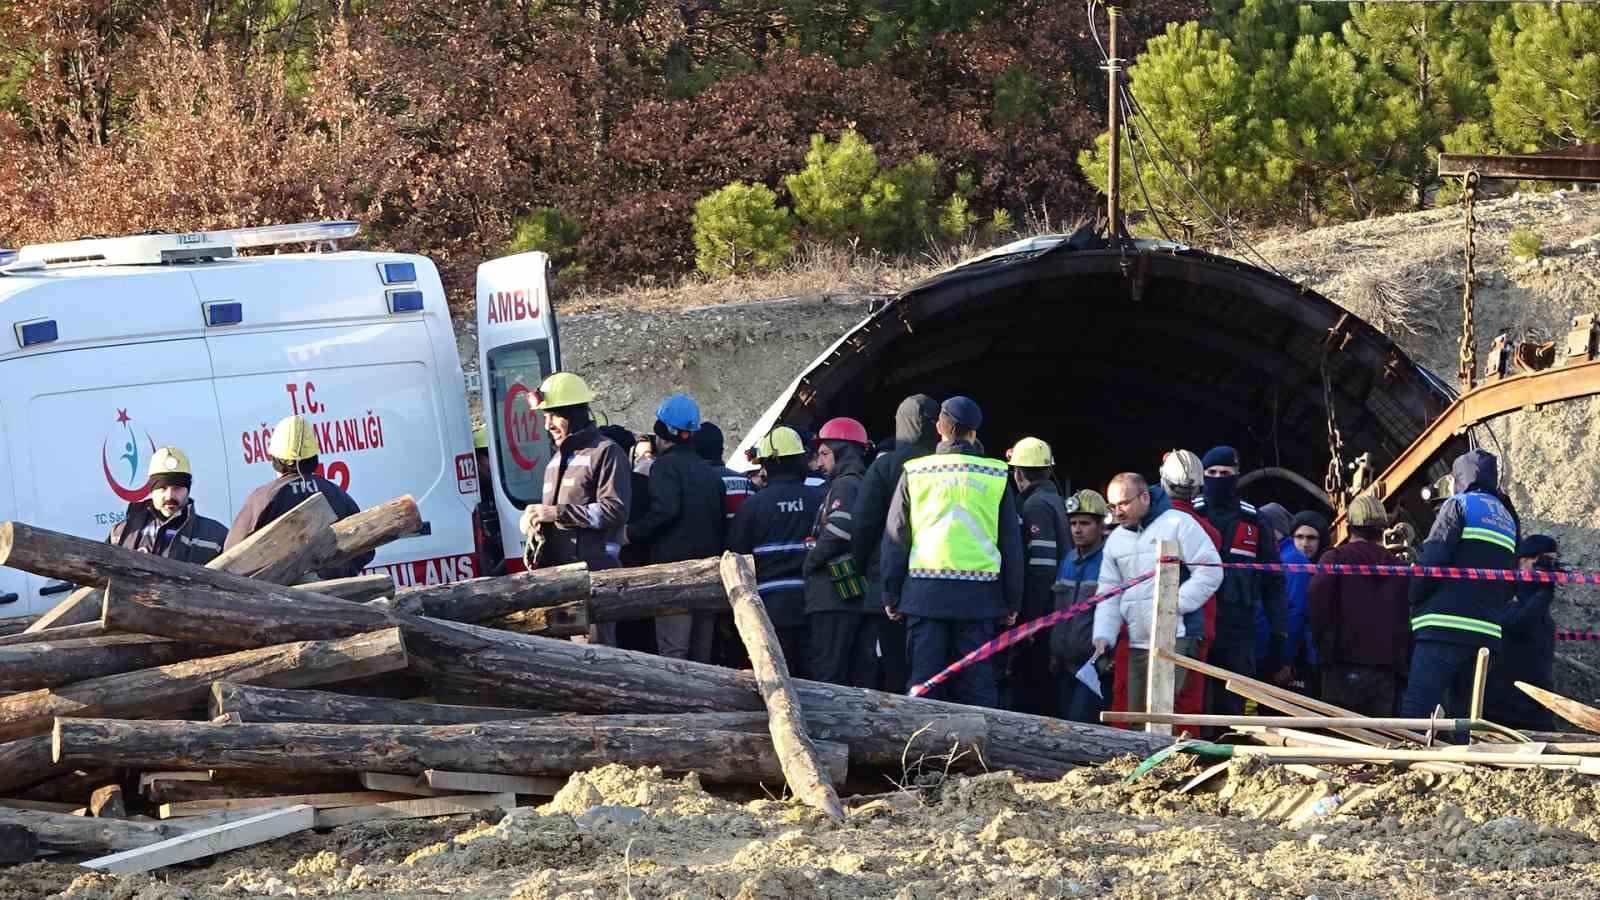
{"left": 1092, "top": 508, "right": 1223, "bottom": 649}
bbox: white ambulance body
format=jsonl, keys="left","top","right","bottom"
{"left": 0, "top": 222, "right": 556, "bottom": 615}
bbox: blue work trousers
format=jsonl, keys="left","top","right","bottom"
{"left": 905, "top": 616, "right": 1001, "bottom": 708}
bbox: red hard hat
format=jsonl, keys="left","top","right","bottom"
{"left": 818, "top": 417, "right": 870, "bottom": 447}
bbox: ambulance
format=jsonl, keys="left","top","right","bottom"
{"left": 0, "top": 221, "right": 559, "bottom": 615}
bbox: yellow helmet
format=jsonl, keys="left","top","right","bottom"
{"left": 473, "top": 422, "right": 488, "bottom": 450}
{"left": 1006, "top": 437, "right": 1054, "bottom": 468}
{"left": 268, "top": 415, "right": 320, "bottom": 461}
{"left": 747, "top": 426, "right": 806, "bottom": 462}
{"left": 531, "top": 372, "right": 594, "bottom": 410}
{"left": 146, "top": 446, "right": 192, "bottom": 480}
{"left": 1064, "top": 489, "right": 1108, "bottom": 518}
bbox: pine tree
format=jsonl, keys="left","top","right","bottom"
{"left": 1487, "top": 5, "right": 1600, "bottom": 150}
{"left": 1342, "top": 2, "right": 1500, "bottom": 209}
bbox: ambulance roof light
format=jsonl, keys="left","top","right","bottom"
{"left": 0, "top": 249, "right": 16, "bottom": 267}
{"left": 10, "top": 220, "right": 362, "bottom": 269}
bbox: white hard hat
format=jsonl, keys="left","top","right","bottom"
{"left": 1160, "top": 449, "right": 1204, "bottom": 491}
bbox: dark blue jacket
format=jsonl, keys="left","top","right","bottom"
{"left": 1255, "top": 538, "right": 1316, "bottom": 672}
{"left": 1051, "top": 540, "right": 1104, "bottom": 669}
{"left": 728, "top": 473, "right": 823, "bottom": 627}
{"left": 1484, "top": 578, "right": 1555, "bottom": 730}
{"left": 879, "top": 439, "right": 1024, "bottom": 621}
{"left": 1409, "top": 450, "right": 1519, "bottom": 650}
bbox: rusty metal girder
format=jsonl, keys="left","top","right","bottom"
{"left": 1366, "top": 357, "right": 1600, "bottom": 505}
{"left": 1439, "top": 151, "right": 1600, "bottom": 183}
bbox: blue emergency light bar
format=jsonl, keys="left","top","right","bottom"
{"left": 204, "top": 301, "right": 243, "bottom": 327}
{"left": 0, "top": 249, "right": 16, "bottom": 268}
{"left": 379, "top": 262, "right": 417, "bottom": 285}
{"left": 387, "top": 289, "right": 425, "bottom": 313}
{"left": 15, "top": 318, "right": 58, "bottom": 347}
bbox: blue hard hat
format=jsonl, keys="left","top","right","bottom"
{"left": 655, "top": 394, "right": 701, "bottom": 433}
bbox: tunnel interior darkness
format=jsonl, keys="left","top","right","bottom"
{"left": 748, "top": 237, "right": 1459, "bottom": 522}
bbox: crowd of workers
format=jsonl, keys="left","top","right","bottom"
{"left": 103, "top": 373, "right": 1565, "bottom": 736}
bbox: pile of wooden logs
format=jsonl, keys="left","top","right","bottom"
{"left": 0, "top": 498, "right": 1168, "bottom": 874}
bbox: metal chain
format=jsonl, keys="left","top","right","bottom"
{"left": 1322, "top": 355, "right": 1347, "bottom": 507}
{"left": 1458, "top": 171, "right": 1480, "bottom": 391}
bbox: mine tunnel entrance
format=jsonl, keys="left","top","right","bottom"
{"left": 740, "top": 233, "right": 1459, "bottom": 522}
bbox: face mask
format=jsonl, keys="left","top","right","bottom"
{"left": 1202, "top": 474, "right": 1239, "bottom": 509}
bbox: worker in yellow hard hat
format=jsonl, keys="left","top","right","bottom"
{"left": 224, "top": 414, "right": 372, "bottom": 578}
{"left": 1053, "top": 488, "right": 1111, "bottom": 722}
{"left": 521, "top": 372, "right": 632, "bottom": 647}
{"left": 106, "top": 446, "right": 229, "bottom": 565}
{"left": 1002, "top": 437, "right": 1070, "bottom": 715}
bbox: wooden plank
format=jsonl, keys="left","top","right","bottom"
{"left": 421, "top": 771, "right": 563, "bottom": 796}
{"left": 80, "top": 804, "right": 315, "bottom": 874}
{"left": 358, "top": 773, "right": 452, "bottom": 797}
{"left": 311, "top": 793, "right": 514, "bottom": 828}
{"left": 721, "top": 552, "right": 844, "bottom": 822}
{"left": 1471, "top": 647, "right": 1491, "bottom": 720}
{"left": 1145, "top": 539, "right": 1180, "bottom": 733}
{"left": 159, "top": 791, "right": 412, "bottom": 819}
{"left": 1161, "top": 648, "right": 1429, "bottom": 744}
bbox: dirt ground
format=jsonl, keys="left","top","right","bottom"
{"left": 8, "top": 760, "right": 1600, "bottom": 899}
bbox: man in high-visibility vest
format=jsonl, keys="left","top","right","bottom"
{"left": 1400, "top": 448, "right": 1520, "bottom": 734}
{"left": 879, "top": 396, "right": 1022, "bottom": 707}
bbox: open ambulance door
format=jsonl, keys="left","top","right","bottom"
{"left": 476, "top": 251, "right": 559, "bottom": 572}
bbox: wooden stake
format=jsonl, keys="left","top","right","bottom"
{"left": 1471, "top": 647, "right": 1491, "bottom": 720}
{"left": 80, "top": 804, "right": 314, "bottom": 874}
{"left": 1516, "top": 681, "right": 1600, "bottom": 734}
{"left": 1145, "top": 540, "right": 1180, "bottom": 733}
{"left": 721, "top": 552, "right": 845, "bottom": 822}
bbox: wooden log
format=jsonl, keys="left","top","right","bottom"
{"left": 211, "top": 682, "right": 551, "bottom": 726}
{"left": 487, "top": 600, "right": 589, "bottom": 637}
{"left": 322, "top": 496, "right": 422, "bottom": 572}
{"left": 1145, "top": 539, "right": 1180, "bottom": 733}
{"left": 587, "top": 556, "right": 734, "bottom": 621}
{"left": 89, "top": 785, "right": 125, "bottom": 819}
{"left": 0, "top": 633, "right": 231, "bottom": 691}
{"left": 81, "top": 805, "right": 314, "bottom": 874}
{"left": 0, "top": 823, "right": 37, "bottom": 865}
{"left": 312, "top": 793, "right": 512, "bottom": 828}
{"left": 54, "top": 718, "right": 850, "bottom": 786}
{"left": 0, "top": 735, "right": 60, "bottom": 795}
{"left": 0, "top": 615, "right": 37, "bottom": 638}
{"left": 388, "top": 563, "right": 590, "bottom": 620}
{"left": 0, "top": 799, "right": 78, "bottom": 813}
{"left": 299, "top": 574, "right": 395, "bottom": 602}
{"left": 20, "top": 494, "right": 337, "bottom": 633}
{"left": 95, "top": 573, "right": 1166, "bottom": 772}
{"left": 721, "top": 552, "right": 844, "bottom": 821}
{"left": 403, "top": 619, "right": 1165, "bottom": 774}
{"left": 0, "top": 627, "right": 407, "bottom": 743}
{"left": 0, "top": 806, "right": 182, "bottom": 853}
{"left": 0, "top": 621, "right": 104, "bottom": 648}
{"left": 13, "top": 767, "right": 120, "bottom": 804}
{"left": 159, "top": 791, "right": 411, "bottom": 819}
{"left": 101, "top": 577, "right": 406, "bottom": 649}
{"left": 421, "top": 771, "right": 563, "bottom": 796}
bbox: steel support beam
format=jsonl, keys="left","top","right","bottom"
{"left": 1439, "top": 152, "right": 1600, "bottom": 183}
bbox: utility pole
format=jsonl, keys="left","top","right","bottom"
{"left": 1105, "top": 6, "right": 1123, "bottom": 240}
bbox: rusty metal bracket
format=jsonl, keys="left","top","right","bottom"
{"left": 1322, "top": 313, "right": 1353, "bottom": 353}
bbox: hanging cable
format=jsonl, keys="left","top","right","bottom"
{"left": 1119, "top": 92, "right": 1177, "bottom": 242}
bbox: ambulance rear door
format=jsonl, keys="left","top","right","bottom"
{"left": 194, "top": 256, "right": 480, "bottom": 587}
{"left": 475, "top": 251, "right": 558, "bottom": 570}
